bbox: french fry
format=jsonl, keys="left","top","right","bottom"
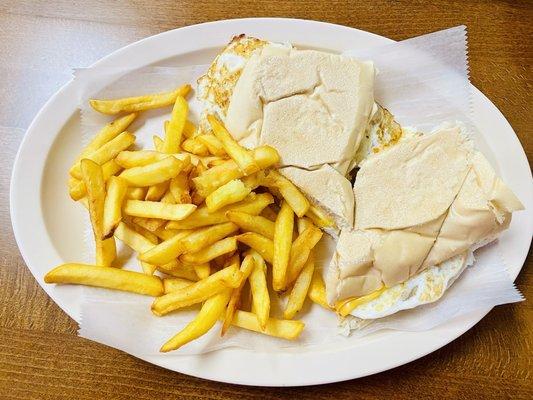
{"left": 226, "top": 211, "right": 275, "bottom": 239}
{"left": 89, "top": 84, "right": 191, "bottom": 115}
{"left": 140, "top": 222, "right": 238, "bottom": 265}
{"left": 169, "top": 173, "right": 191, "bottom": 204}
{"left": 336, "top": 287, "right": 386, "bottom": 317}
{"left": 116, "top": 150, "right": 167, "bottom": 168}
{"left": 236, "top": 233, "right": 274, "bottom": 264}
{"left": 264, "top": 170, "right": 310, "bottom": 217}
{"left": 273, "top": 201, "right": 294, "bottom": 291}
{"left": 151, "top": 264, "right": 242, "bottom": 316}
{"left": 44, "top": 263, "right": 163, "bottom": 296}
{"left": 166, "top": 192, "right": 273, "bottom": 230}
{"left": 124, "top": 200, "right": 196, "bottom": 221}
{"left": 160, "top": 289, "right": 231, "bottom": 352}
{"left": 113, "top": 222, "right": 155, "bottom": 253}
{"left": 162, "top": 96, "right": 188, "bottom": 153}
{"left": 145, "top": 180, "right": 170, "bottom": 201}
{"left": 102, "top": 176, "right": 128, "bottom": 239}
{"left": 306, "top": 204, "right": 335, "bottom": 228}
{"left": 153, "top": 226, "right": 183, "bottom": 241}
{"left": 196, "top": 134, "right": 226, "bottom": 156}
{"left": 157, "top": 260, "right": 198, "bottom": 281}
{"left": 182, "top": 137, "right": 209, "bottom": 156}
{"left": 163, "top": 277, "right": 194, "bottom": 293}
{"left": 81, "top": 159, "right": 116, "bottom": 266}
{"left": 183, "top": 120, "right": 197, "bottom": 139}
{"left": 180, "top": 237, "right": 237, "bottom": 265}
{"left": 230, "top": 311, "right": 304, "bottom": 340}
{"left": 249, "top": 251, "right": 270, "bottom": 329}
{"left": 205, "top": 179, "right": 251, "bottom": 213}
{"left": 194, "top": 263, "right": 211, "bottom": 279}
{"left": 141, "top": 261, "right": 158, "bottom": 275}
{"left": 69, "top": 159, "right": 123, "bottom": 201}
{"left": 70, "top": 132, "right": 135, "bottom": 179}
{"left": 208, "top": 115, "right": 259, "bottom": 175}
{"left": 308, "top": 267, "right": 331, "bottom": 309}
{"left": 260, "top": 205, "right": 278, "bottom": 222}
{"left": 297, "top": 216, "right": 314, "bottom": 234}
{"left": 121, "top": 217, "right": 159, "bottom": 244}
{"left": 120, "top": 156, "right": 185, "bottom": 187}
{"left": 153, "top": 135, "right": 164, "bottom": 152}
{"left": 284, "top": 255, "right": 314, "bottom": 319}
{"left": 126, "top": 186, "right": 147, "bottom": 200}
{"left": 132, "top": 191, "right": 177, "bottom": 232}
{"left": 285, "top": 225, "right": 323, "bottom": 285}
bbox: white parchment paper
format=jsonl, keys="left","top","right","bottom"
{"left": 77, "top": 26, "right": 523, "bottom": 355}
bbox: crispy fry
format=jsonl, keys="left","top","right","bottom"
{"left": 70, "top": 132, "right": 135, "bottom": 180}
{"left": 181, "top": 237, "right": 237, "bottom": 265}
{"left": 284, "top": 255, "right": 314, "bottom": 319}
{"left": 44, "top": 263, "right": 163, "bottom": 296}
{"left": 126, "top": 186, "right": 147, "bottom": 200}
{"left": 163, "top": 277, "right": 194, "bottom": 293}
{"left": 157, "top": 260, "right": 198, "bottom": 281}
{"left": 260, "top": 205, "right": 279, "bottom": 222}
{"left": 145, "top": 180, "right": 170, "bottom": 201}
{"left": 196, "top": 134, "right": 226, "bottom": 156}
{"left": 124, "top": 200, "right": 196, "bottom": 221}
{"left": 285, "top": 225, "right": 323, "bottom": 285}
{"left": 296, "top": 216, "right": 314, "bottom": 234}
{"left": 308, "top": 267, "right": 331, "bottom": 309}
{"left": 182, "top": 137, "right": 209, "bottom": 156}
{"left": 264, "top": 170, "right": 309, "bottom": 218}
{"left": 169, "top": 173, "right": 191, "bottom": 204}
{"left": 121, "top": 217, "right": 159, "bottom": 244}
{"left": 160, "top": 289, "right": 231, "bottom": 352}
{"left": 120, "top": 156, "right": 185, "bottom": 187}
{"left": 230, "top": 311, "right": 304, "bottom": 340}
{"left": 226, "top": 211, "right": 275, "bottom": 239}
{"left": 166, "top": 192, "right": 273, "bottom": 230}
{"left": 249, "top": 251, "right": 270, "bottom": 329}
{"left": 140, "top": 222, "right": 238, "bottom": 265}
{"left": 131, "top": 191, "right": 177, "bottom": 232}
{"left": 162, "top": 96, "right": 188, "bottom": 153}
{"left": 70, "top": 159, "right": 123, "bottom": 201}
{"left": 153, "top": 226, "right": 183, "bottom": 241}
{"left": 183, "top": 120, "right": 197, "bottom": 139}
{"left": 205, "top": 179, "right": 251, "bottom": 213}
{"left": 153, "top": 135, "right": 164, "bottom": 152}
{"left": 273, "top": 201, "right": 294, "bottom": 291}
{"left": 151, "top": 264, "right": 242, "bottom": 316}
{"left": 141, "top": 261, "right": 157, "bottom": 275}
{"left": 336, "top": 287, "right": 386, "bottom": 317}
{"left": 236, "top": 233, "right": 274, "bottom": 264}
{"left": 102, "top": 176, "right": 128, "bottom": 239}
{"left": 306, "top": 204, "right": 335, "bottom": 228}
{"left": 113, "top": 222, "right": 155, "bottom": 253}
{"left": 116, "top": 150, "right": 167, "bottom": 168}
{"left": 89, "top": 85, "right": 191, "bottom": 115}
{"left": 208, "top": 115, "right": 259, "bottom": 175}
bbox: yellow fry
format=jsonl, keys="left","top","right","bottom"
{"left": 157, "top": 260, "right": 199, "bottom": 281}
{"left": 70, "top": 132, "right": 135, "bottom": 179}
{"left": 153, "top": 226, "right": 183, "bottom": 241}
{"left": 182, "top": 137, "right": 209, "bottom": 156}
{"left": 151, "top": 264, "right": 241, "bottom": 316}
{"left": 145, "top": 180, "right": 170, "bottom": 201}
{"left": 264, "top": 170, "right": 310, "bottom": 218}
{"left": 273, "top": 201, "right": 294, "bottom": 291}
{"left": 236, "top": 232, "right": 274, "bottom": 264}
{"left": 180, "top": 237, "right": 237, "bottom": 265}
{"left": 260, "top": 205, "right": 279, "bottom": 222}
{"left": 249, "top": 251, "right": 270, "bottom": 329}
{"left": 336, "top": 287, "right": 386, "bottom": 317}
{"left": 126, "top": 186, "right": 147, "bottom": 200}
{"left": 285, "top": 225, "right": 323, "bottom": 285}
{"left": 44, "top": 263, "right": 163, "bottom": 296}
{"left": 166, "top": 192, "right": 273, "bottom": 230}
{"left": 113, "top": 222, "right": 155, "bottom": 253}
{"left": 160, "top": 289, "right": 231, "bottom": 352}
{"left": 124, "top": 200, "right": 196, "bottom": 221}
{"left": 205, "top": 179, "right": 251, "bottom": 213}
{"left": 306, "top": 204, "right": 335, "bottom": 228}
{"left": 121, "top": 218, "right": 159, "bottom": 244}
{"left": 141, "top": 261, "right": 157, "bottom": 275}
{"left": 230, "top": 310, "right": 304, "bottom": 340}
{"left": 89, "top": 84, "right": 191, "bottom": 115}
{"left": 120, "top": 156, "right": 185, "bottom": 187}
{"left": 308, "top": 267, "right": 331, "bottom": 310}
{"left": 226, "top": 211, "right": 275, "bottom": 239}
{"left": 163, "top": 277, "right": 194, "bottom": 293}
{"left": 162, "top": 96, "right": 188, "bottom": 153}
{"left": 169, "top": 173, "right": 191, "bottom": 204}
{"left": 284, "top": 255, "right": 315, "bottom": 319}
{"left": 297, "top": 216, "right": 314, "bottom": 234}
{"left": 153, "top": 135, "right": 164, "bottom": 152}
{"left": 194, "top": 263, "right": 211, "bottom": 279}
{"left": 183, "top": 120, "right": 197, "bottom": 139}
{"left": 196, "top": 134, "right": 226, "bottom": 156}
{"left": 102, "top": 176, "right": 128, "bottom": 239}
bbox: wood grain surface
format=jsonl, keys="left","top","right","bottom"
{"left": 1, "top": 1, "right": 531, "bottom": 398}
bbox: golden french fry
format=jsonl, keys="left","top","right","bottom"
{"left": 169, "top": 173, "right": 191, "bottom": 204}
{"left": 296, "top": 216, "right": 314, "bottom": 234}
{"left": 102, "top": 176, "right": 128, "bottom": 239}
{"left": 166, "top": 192, "right": 274, "bottom": 230}
{"left": 249, "top": 251, "right": 270, "bottom": 329}
{"left": 70, "top": 159, "right": 123, "bottom": 201}
{"left": 89, "top": 85, "right": 191, "bottom": 115}
{"left": 163, "top": 277, "right": 194, "bottom": 293}
{"left": 116, "top": 150, "right": 167, "bottom": 168}
{"left": 153, "top": 226, "right": 183, "bottom": 241}
{"left": 182, "top": 137, "right": 209, "bottom": 156}
{"left": 208, "top": 115, "right": 259, "bottom": 175}
{"left": 141, "top": 261, "right": 157, "bottom": 275}
{"left": 196, "top": 134, "right": 226, "bottom": 156}
{"left": 230, "top": 310, "right": 304, "bottom": 340}
{"left": 226, "top": 211, "right": 275, "bottom": 239}
{"left": 260, "top": 205, "right": 279, "bottom": 222}
{"left": 126, "top": 186, "right": 147, "bottom": 200}
{"left": 131, "top": 191, "right": 177, "bottom": 232}
{"left": 44, "top": 263, "right": 163, "bottom": 296}
{"left": 236, "top": 232, "right": 274, "bottom": 264}
{"left": 121, "top": 217, "right": 159, "bottom": 244}
{"left": 183, "top": 120, "right": 197, "bottom": 139}
{"left": 113, "top": 222, "right": 155, "bottom": 253}
{"left": 193, "top": 263, "right": 211, "bottom": 279}
{"left": 264, "top": 170, "right": 310, "bottom": 218}
{"left": 153, "top": 135, "right": 164, "bottom": 152}
{"left": 285, "top": 225, "right": 323, "bottom": 285}
{"left": 273, "top": 201, "right": 294, "bottom": 291}
{"left": 306, "top": 204, "right": 335, "bottom": 228}
{"left": 145, "top": 180, "right": 170, "bottom": 201}
{"left": 157, "top": 260, "right": 199, "bottom": 281}
{"left": 160, "top": 289, "right": 231, "bottom": 352}
{"left": 180, "top": 237, "right": 237, "bottom": 265}
{"left": 120, "top": 156, "right": 185, "bottom": 187}
{"left": 284, "top": 255, "right": 314, "bottom": 319}
{"left": 205, "top": 179, "right": 251, "bottom": 213}
{"left": 124, "top": 200, "right": 196, "bottom": 221}
{"left": 98, "top": 238, "right": 117, "bottom": 268}
{"left": 151, "top": 264, "right": 242, "bottom": 316}
{"left": 162, "top": 96, "right": 188, "bottom": 153}
{"left": 140, "top": 222, "right": 238, "bottom": 265}
{"left": 70, "top": 132, "right": 135, "bottom": 180}
{"left": 336, "top": 287, "right": 386, "bottom": 317}
{"left": 308, "top": 267, "right": 331, "bottom": 309}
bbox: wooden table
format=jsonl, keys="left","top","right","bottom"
{"left": 1, "top": 1, "right": 531, "bottom": 398}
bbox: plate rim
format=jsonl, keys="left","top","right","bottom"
{"left": 9, "top": 17, "right": 533, "bottom": 386}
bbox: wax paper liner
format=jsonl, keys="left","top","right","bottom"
{"left": 77, "top": 26, "right": 523, "bottom": 355}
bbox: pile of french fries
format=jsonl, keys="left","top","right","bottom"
{"left": 45, "top": 84, "right": 336, "bottom": 352}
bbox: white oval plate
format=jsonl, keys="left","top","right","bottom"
{"left": 10, "top": 18, "right": 532, "bottom": 386}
